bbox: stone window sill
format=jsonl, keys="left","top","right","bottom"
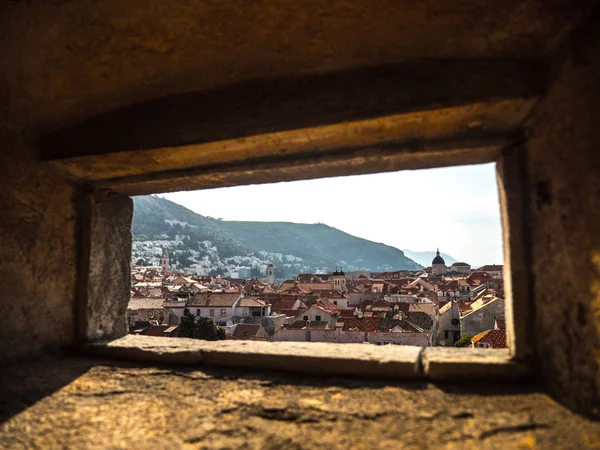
{"left": 86, "top": 335, "right": 528, "bottom": 380}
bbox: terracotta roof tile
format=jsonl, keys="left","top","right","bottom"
{"left": 340, "top": 317, "right": 381, "bottom": 332}
{"left": 189, "top": 292, "right": 240, "bottom": 307}
{"left": 127, "top": 298, "right": 164, "bottom": 310}
{"left": 239, "top": 297, "right": 266, "bottom": 307}
{"left": 232, "top": 324, "right": 262, "bottom": 340}
{"left": 471, "top": 329, "right": 507, "bottom": 348}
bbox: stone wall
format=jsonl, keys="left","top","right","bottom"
{"left": 310, "top": 330, "right": 366, "bottom": 344}
{"left": 0, "top": 128, "right": 78, "bottom": 362}
{"left": 271, "top": 329, "right": 307, "bottom": 342}
{"left": 525, "top": 22, "right": 600, "bottom": 415}
{"left": 86, "top": 191, "right": 133, "bottom": 341}
{"left": 366, "top": 332, "right": 430, "bottom": 347}
{"left": 460, "top": 300, "right": 505, "bottom": 338}
{"left": 271, "top": 328, "right": 429, "bottom": 346}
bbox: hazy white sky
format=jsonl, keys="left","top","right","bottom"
{"left": 160, "top": 163, "right": 503, "bottom": 267}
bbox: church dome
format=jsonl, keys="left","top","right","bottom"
{"left": 432, "top": 249, "right": 445, "bottom": 265}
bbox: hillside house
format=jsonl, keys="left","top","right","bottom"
{"left": 188, "top": 292, "right": 243, "bottom": 325}
{"left": 436, "top": 300, "right": 461, "bottom": 346}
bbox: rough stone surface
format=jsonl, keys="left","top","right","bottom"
{"left": 423, "top": 348, "right": 528, "bottom": 380}
{"left": 0, "top": 126, "right": 77, "bottom": 363}
{"left": 0, "top": 1, "right": 584, "bottom": 133}
{"left": 86, "top": 192, "right": 133, "bottom": 341}
{"left": 525, "top": 18, "right": 600, "bottom": 416}
{"left": 88, "top": 335, "right": 422, "bottom": 378}
{"left": 1, "top": 357, "right": 600, "bottom": 449}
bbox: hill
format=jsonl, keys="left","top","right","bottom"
{"left": 132, "top": 195, "right": 422, "bottom": 278}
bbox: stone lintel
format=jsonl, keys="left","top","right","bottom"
{"left": 41, "top": 58, "right": 545, "bottom": 162}
{"left": 96, "top": 138, "right": 507, "bottom": 196}
{"left": 51, "top": 98, "right": 534, "bottom": 185}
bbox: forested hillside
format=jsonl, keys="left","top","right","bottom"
{"left": 132, "top": 195, "right": 421, "bottom": 278}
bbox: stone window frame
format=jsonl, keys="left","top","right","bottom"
{"left": 75, "top": 122, "right": 530, "bottom": 381}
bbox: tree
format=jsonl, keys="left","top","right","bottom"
{"left": 179, "top": 308, "right": 198, "bottom": 338}
{"left": 454, "top": 333, "right": 473, "bottom": 348}
{"left": 209, "top": 267, "right": 224, "bottom": 276}
{"left": 178, "top": 308, "right": 225, "bottom": 340}
{"left": 195, "top": 317, "right": 226, "bottom": 341}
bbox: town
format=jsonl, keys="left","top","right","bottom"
{"left": 128, "top": 248, "right": 505, "bottom": 349}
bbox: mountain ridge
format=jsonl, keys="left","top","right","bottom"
{"left": 132, "top": 195, "right": 422, "bottom": 278}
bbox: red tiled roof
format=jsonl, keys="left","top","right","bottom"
{"left": 127, "top": 298, "right": 164, "bottom": 310}
{"left": 458, "top": 301, "right": 473, "bottom": 313}
{"left": 146, "top": 325, "right": 171, "bottom": 336}
{"left": 477, "top": 265, "right": 503, "bottom": 272}
{"left": 239, "top": 297, "right": 266, "bottom": 307}
{"left": 471, "top": 329, "right": 507, "bottom": 348}
{"left": 467, "top": 271, "right": 491, "bottom": 281}
{"left": 316, "top": 299, "right": 343, "bottom": 313}
{"left": 279, "top": 308, "right": 303, "bottom": 317}
{"left": 163, "top": 300, "right": 186, "bottom": 308}
{"left": 269, "top": 297, "right": 301, "bottom": 312}
{"left": 189, "top": 292, "right": 240, "bottom": 307}
{"left": 232, "top": 324, "right": 262, "bottom": 340}
{"left": 340, "top": 317, "right": 381, "bottom": 332}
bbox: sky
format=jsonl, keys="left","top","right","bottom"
{"left": 159, "top": 163, "right": 503, "bottom": 267}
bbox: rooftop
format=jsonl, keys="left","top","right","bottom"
{"left": 472, "top": 329, "right": 508, "bottom": 348}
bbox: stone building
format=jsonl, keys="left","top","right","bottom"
{"left": 436, "top": 300, "right": 461, "bottom": 346}
{"left": 331, "top": 268, "right": 347, "bottom": 292}
{"left": 266, "top": 263, "right": 275, "bottom": 284}
{"left": 450, "top": 262, "right": 471, "bottom": 274}
{"left": 460, "top": 296, "right": 505, "bottom": 338}
{"left": 160, "top": 249, "right": 170, "bottom": 273}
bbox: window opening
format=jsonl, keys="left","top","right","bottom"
{"left": 127, "top": 164, "right": 505, "bottom": 350}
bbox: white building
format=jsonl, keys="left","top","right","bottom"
{"left": 188, "top": 292, "right": 244, "bottom": 325}
{"left": 450, "top": 262, "right": 471, "bottom": 274}
{"left": 477, "top": 264, "right": 504, "bottom": 276}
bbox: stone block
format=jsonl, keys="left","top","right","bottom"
{"left": 88, "top": 335, "right": 422, "bottom": 378}
{"left": 422, "top": 348, "right": 529, "bottom": 380}
{"left": 84, "top": 191, "right": 133, "bottom": 341}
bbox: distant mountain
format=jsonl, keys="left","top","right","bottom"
{"left": 402, "top": 249, "right": 460, "bottom": 267}
{"left": 131, "top": 195, "right": 422, "bottom": 278}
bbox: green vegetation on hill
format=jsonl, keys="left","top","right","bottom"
{"left": 132, "top": 195, "right": 422, "bottom": 275}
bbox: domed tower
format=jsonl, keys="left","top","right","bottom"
{"left": 161, "top": 248, "right": 170, "bottom": 273}
{"left": 332, "top": 267, "right": 347, "bottom": 292}
{"left": 431, "top": 248, "right": 446, "bottom": 276}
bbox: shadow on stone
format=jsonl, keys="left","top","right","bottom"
{"left": 0, "top": 356, "right": 96, "bottom": 423}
